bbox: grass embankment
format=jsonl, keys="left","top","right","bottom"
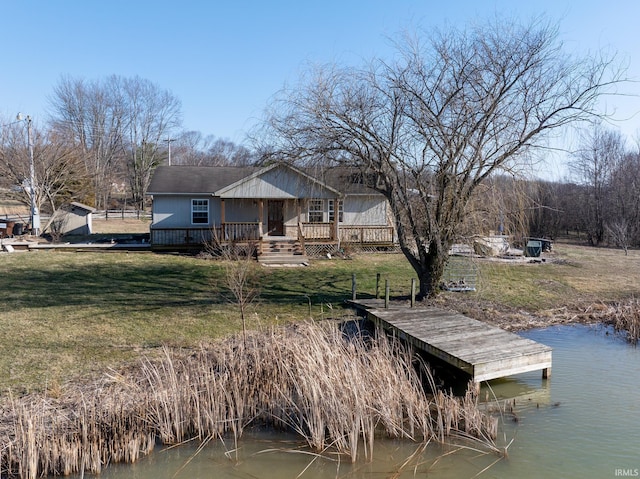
{"left": 474, "top": 243, "right": 640, "bottom": 308}
{"left": 2, "top": 241, "right": 639, "bottom": 394}
{"left": 444, "top": 243, "right": 640, "bottom": 336}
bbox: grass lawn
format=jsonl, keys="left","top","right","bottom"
{"left": 1, "top": 239, "right": 638, "bottom": 395}
{"left": 0, "top": 249, "right": 413, "bottom": 394}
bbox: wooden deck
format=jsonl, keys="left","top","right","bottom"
{"left": 347, "top": 299, "right": 552, "bottom": 384}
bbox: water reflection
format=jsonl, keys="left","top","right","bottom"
{"left": 69, "top": 325, "right": 640, "bottom": 479}
{"left": 80, "top": 432, "right": 502, "bottom": 479}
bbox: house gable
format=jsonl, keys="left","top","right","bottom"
{"left": 216, "top": 163, "right": 341, "bottom": 199}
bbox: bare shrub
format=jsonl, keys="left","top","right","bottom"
{"left": 204, "top": 230, "right": 260, "bottom": 346}
{"left": 45, "top": 210, "right": 69, "bottom": 243}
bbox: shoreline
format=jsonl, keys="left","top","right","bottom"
{"left": 436, "top": 295, "right": 639, "bottom": 343}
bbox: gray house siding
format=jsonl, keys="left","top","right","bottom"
{"left": 226, "top": 199, "right": 261, "bottom": 222}
{"left": 343, "top": 196, "right": 387, "bottom": 225}
{"left": 153, "top": 197, "right": 276, "bottom": 227}
{"left": 152, "top": 196, "right": 216, "bottom": 228}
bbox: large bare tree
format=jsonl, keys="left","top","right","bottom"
{"left": 49, "top": 76, "right": 126, "bottom": 210}
{"left": 261, "top": 18, "right": 624, "bottom": 297}
{"left": 49, "top": 75, "right": 182, "bottom": 211}
{"left": 122, "top": 76, "right": 182, "bottom": 211}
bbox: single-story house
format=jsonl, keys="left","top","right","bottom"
{"left": 146, "top": 162, "right": 396, "bottom": 253}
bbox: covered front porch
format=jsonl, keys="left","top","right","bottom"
{"left": 149, "top": 222, "right": 396, "bottom": 247}
{"left": 150, "top": 195, "right": 395, "bottom": 250}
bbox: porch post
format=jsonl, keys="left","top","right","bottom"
{"left": 258, "top": 199, "right": 264, "bottom": 236}
{"left": 333, "top": 199, "right": 340, "bottom": 241}
{"left": 220, "top": 199, "right": 226, "bottom": 240}
{"left": 296, "top": 200, "right": 302, "bottom": 240}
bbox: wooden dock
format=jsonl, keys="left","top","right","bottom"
{"left": 347, "top": 299, "right": 552, "bottom": 384}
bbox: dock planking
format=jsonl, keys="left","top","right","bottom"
{"left": 347, "top": 299, "right": 552, "bottom": 384}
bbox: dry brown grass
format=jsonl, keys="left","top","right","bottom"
{"left": 435, "top": 242, "right": 640, "bottom": 340}
{"left": 91, "top": 218, "right": 150, "bottom": 234}
{"left": 0, "top": 321, "right": 498, "bottom": 478}
{"left": 575, "top": 300, "right": 640, "bottom": 344}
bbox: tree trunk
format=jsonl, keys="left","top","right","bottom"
{"left": 416, "top": 243, "right": 449, "bottom": 299}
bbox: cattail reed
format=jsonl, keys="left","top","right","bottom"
{"left": 0, "top": 320, "right": 499, "bottom": 477}
{"left": 583, "top": 299, "right": 640, "bottom": 344}
{"left": 604, "top": 298, "right": 640, "bottom": 344}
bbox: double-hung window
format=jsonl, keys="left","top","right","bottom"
{"left": 328, "top": 199, "right": 343, "bottom": 223}
{"left": 192, "top": 199, "right": 209, "bottom": 224}
{"left": 308, "top": 199, "right": 324, "bottom": 223}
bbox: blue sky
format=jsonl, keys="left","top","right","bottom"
{"left": 1, "top": 1, "right": 639, "bottom": 179}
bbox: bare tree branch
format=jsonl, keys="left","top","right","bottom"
{"left": 260, "top": 16, "right": 626, "bottom": 297}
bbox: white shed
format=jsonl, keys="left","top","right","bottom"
{"left": 58, "top": 202, "right": 97, "bottom": 236}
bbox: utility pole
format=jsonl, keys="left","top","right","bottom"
{"left": 164, "top": 137, "right": 175, "bottom": 166}
{"left": 17, "top": 114, "right": 40, "bottom": 236}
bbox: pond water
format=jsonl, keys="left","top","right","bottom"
{"left": 70, "top": 325, "right": 640, "bottom": 479}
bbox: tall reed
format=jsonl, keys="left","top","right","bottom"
{"left": 0, "top": 320, "right": 499, "bottom": 477}
{"left": 582, "top": 299, "right": 640, "bottom": 344}
{"left": 604, "top": 299, "right": 640, "bottom": 344}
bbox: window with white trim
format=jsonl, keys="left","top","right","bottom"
{"left": 191, "top": 199, "right": 209, "bottom": 224}
{"left": 308, "top": 199, "right": 324, "bottom": 223}
{"left": 328, "top": 199, "right": 343, "bottom": 223}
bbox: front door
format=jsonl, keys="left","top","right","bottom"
{"left": 267, "top": 200, "right": 285, "bottom": 236}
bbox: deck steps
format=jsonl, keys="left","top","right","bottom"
{"left": 258, "top": 238, "right": 308, "bottom": 266}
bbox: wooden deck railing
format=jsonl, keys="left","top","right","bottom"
{"left": 216, "top": 222, "right": 261, "bottom": 241}
{"left": 300, "top": 223, "right": 395, "bottom": 244}
{"left": 297, "top": 222, "right": 306, "bottom": 250}
{"left": 151, "top": 223, "right": 395, "bottom": 246}
{"left": 300, "top": 222, "right": 332, "bottom": 240}
{"left": 338, "top": 226, "right": 395, "bottom": 244}
{"left": 151, "top": 222, "right": 260, "bottom": 246}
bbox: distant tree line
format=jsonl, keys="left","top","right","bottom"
{"left": 528, "top": 126, "right": 640, "bottom": 253}
{"left": 442, "top": 124, "right": 640, "bottom": 255}
{"left": 0, "top": 74, "right": 256, "bottom": 225}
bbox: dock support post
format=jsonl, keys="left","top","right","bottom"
{"left": 471, "top": 381, "right": 481, "bottom": 395}
{"left": 542, "top": 367, "right": 551, "bottom": 379}
{"left": 376, "top": 273, "right": 381, "bottom": 299}
{"left": 352, "top": 273, "right": 357, "bottom": 301}
{"left": 411, "top": 278, "right": 416, "bottom": 308}
{"left": 385, "top": 279, "right": 390, "bottom": 308}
